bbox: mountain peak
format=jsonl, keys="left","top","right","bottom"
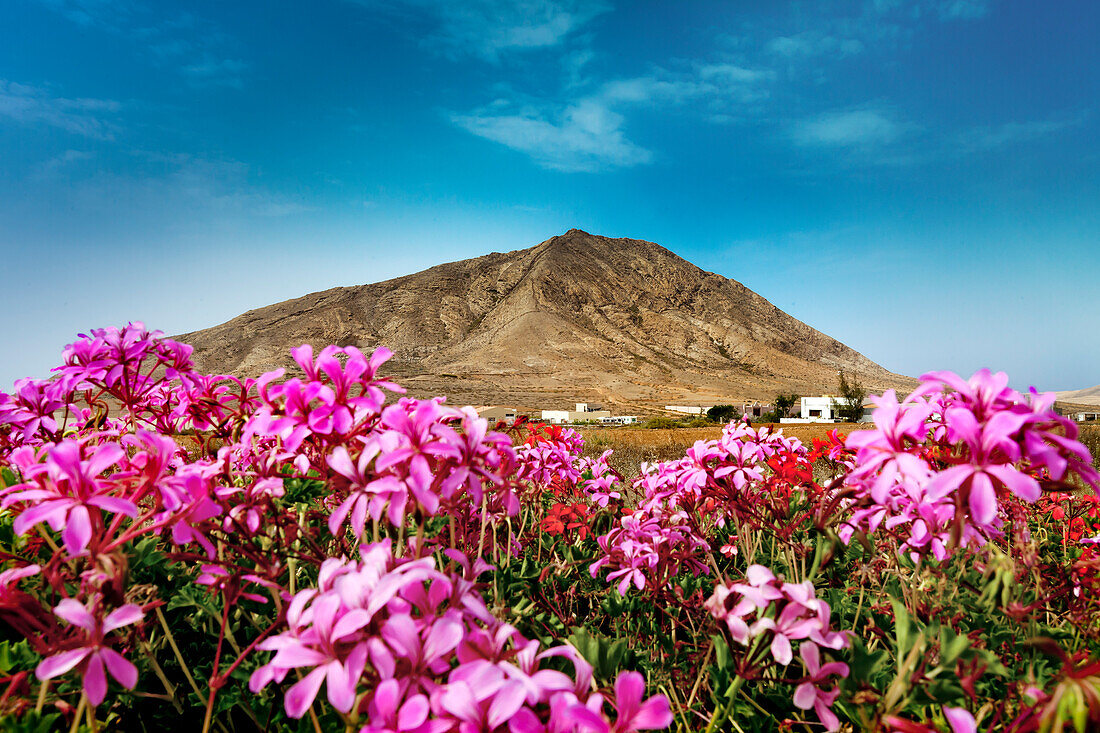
{"left": 177, "top": 231, "right": 910, "bottom": 411}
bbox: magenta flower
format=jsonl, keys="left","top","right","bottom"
{"left": 36, "top": 599, "right": 143, "bottom": 705}
{"left": 0, "top": 563, "right": 40, "bottom": 595}
{"left": 5, "top": 440, "right": 134, "bottom": 555}
{"left": 435, "top": 666, "right": 527, "bottom": 732}
{"left": 255, "top": 593, "right": 372, "bottom": 717}
{"left": 792, "top": 642, "right": 849, "bottom": 731}
{"left": 607, "top": 672, "right": 673, "bottom": 733}
{"left": 373, "top": 614, "right": 464, "bottom": 692}
{"left": 942, "top": 708, "right": 977, "bottom": 733}
{"left": 362, "top": 679, "right": 433, "bottom": 733}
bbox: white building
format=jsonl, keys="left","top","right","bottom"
{"left": 541, "top": 405, "right": 612, "bottom": 424}
{"left": 540, "top": 403, "right": 639, "bottom": 425}
{"left": 1074, "top": 412, "right": 1100, "bottom": 422}
{"left": 664, "top": 405, "right": 712, "bottom": 416}
{"left": 799, "top": 396, "right": 840, "bottom": 422}
{"left": 473, "top": 406, "right": 519, "bottom": 424}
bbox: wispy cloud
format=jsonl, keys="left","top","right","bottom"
{"left": 936, "top": 0, "right": 991, "bottom": 20}
{"left": 754, "top": 0, "right": 993, "bottom": 70}
{"left": 0, "top": 80, "right": 120, "bottom": 139}
{"left": 32, "top": 0, "right": 247, "bottom": 88}
{"left": 957, "top": 113, "right": 1088, "bottom": 151}
{"left": 179, "top": 58, "right": 248, "bottom": 89}
{"left": 871, "top": 0, "right": 992, "bottom": 20}
{"left": 453, "top": 100, "right": 651, "bottom": 172}
{"left": 792, "top": 106, "right": 908, "bottom": 148}
{"left": 57, "top": 151, "right": 313, "bottom": 218}
{"left": 353, "top": 0, "right": 611, "bottom": 60}
{"left": 453, "top": 62, "right": 772, "bottom": 171}
{"left": 766, "top": 32, "right": 865, "bottom": 58}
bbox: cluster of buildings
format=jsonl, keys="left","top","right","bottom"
{"left": 474, "top": 394, "right": 882, "bottom": 428}
{"left": 780, "top": 396, "right": 874, "bottom": 424}
{"left": 664, "top": 402, "right": 774, "bottom": 418}
{"left": 665, "top": 396, "right": 875, "bottom": 424}
{"left": 473, "top": 403, "right": 639, "bottom": 426}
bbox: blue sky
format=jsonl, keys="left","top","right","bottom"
{"left": 1, "top": 0, "right": 1097, "bottom": 391}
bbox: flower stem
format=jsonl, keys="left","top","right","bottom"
{"left": 69, "top": 693, "right": 86, "bottom": 733}
{"left": 155, "top": 606, "right": 205, "bottom": 703}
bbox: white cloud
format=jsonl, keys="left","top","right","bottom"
{"left": 792, "top": 107, "right": 906, "bottom": 148}
{"left": 356, "top": 0, "right": 611, "bottom": 60}
{"left": 453, "top": 100, "right": 652, "bottom": 172}
{"left": 33, "top": 0, "right": 246, "bottom": 87}
{"left": 958, "top": 113, "right": 1088, "bottom": 151}
{"left": 766, "top": 32, "right": 865, "bottom": 58}
{"left": 453, "top": 62, "right": 771, "bottom": 171}
{"left": 936, "top": 0, "right": 990, "bottom": 19}
{"left": 0, "top": 80, "right": 121, "bottom": 139}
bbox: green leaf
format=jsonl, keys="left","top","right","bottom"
{"left": 891, "top": 598, "right": 912, "bottom": 657}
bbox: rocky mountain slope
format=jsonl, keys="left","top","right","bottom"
{"left": 1056, "top": 385, "right": 1100, "bottom": 407}
{"left": 178, "top": 229, "right": 911, "bottom": 412}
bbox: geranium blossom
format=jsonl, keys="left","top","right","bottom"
{"left": 35, "top": 599, "right": 143, "bottom": 705}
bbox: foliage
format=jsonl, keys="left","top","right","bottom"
{"left": 833, "top": 371, "right": 867, "bottom": 423}
{"left": 0, "top": 324, "right": 1098, "bottom": 733}
{"left": 642, "top": 417, "right": 681, "bottom": 430}
{"left": 774, "top": 394, "right": 799, "bottom": 419}
{"left": 706, "top": 406, "right": 739, "bottom": 424}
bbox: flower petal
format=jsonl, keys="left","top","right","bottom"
{"left": 35, "top": 648, "right": 91, "bottom": 681}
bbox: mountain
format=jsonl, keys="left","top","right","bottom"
{"left": 177, "top": 229, "right": 911, "bottom": 412}
{"left": 1056, "top": 385, "right": 1100, "bottom": 407}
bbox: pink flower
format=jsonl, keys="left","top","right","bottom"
{"left": 435, "top": 666, "right": 527, "bottom": 732}
{"left": 792, "top": 642, "right": 849, "bottom": 732}
{"left": 5, "top": 440, "right": 134, "bottom": 555}
{"left": 608, "top": 671, "right": 673, "bottom": 732}
{"left": 35, "top": 599, "right": 143, "bottom": 705}
{"left": 362, "top": 679, "right": 433, "bottom": 733}
{"left": 942, "top": 708, "right": 977, "bottom": 733}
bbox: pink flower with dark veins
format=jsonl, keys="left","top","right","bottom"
{"left": 792, "top": 642, "right": 849, "bottom": 732}
{"left": 35, "top": 599, "right": 143, "bottom": 705}
{"left": 4, "top": 440, "right": 134, "bottom": 555}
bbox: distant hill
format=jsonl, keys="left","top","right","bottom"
{"left": 1057, "top": 384, "right": 1100, "bottom": 407}
{"left": 177, "top": 229, "right": 912, "bottom": 412}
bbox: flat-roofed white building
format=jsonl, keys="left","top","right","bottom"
{"left": 799, "top": 396, "right": 839, "bottom": 421}
{"left": 664, "top": 405, "right": 712, "bottom": 416}
{"left": 474, "top": 406, "right": 519, "bottom": 424}
{"left": 541, "top": 408, "right": 612, "bottom": 424}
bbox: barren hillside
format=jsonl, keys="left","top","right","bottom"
{"left": 178, "top": 229, "right": 912, "bottom": 411}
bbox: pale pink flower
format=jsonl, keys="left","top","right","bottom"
{"left": 35, "top": 599, "right": 143, "bottom": 705}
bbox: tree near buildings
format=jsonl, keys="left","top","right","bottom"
{"left": 707, "top": 404, "right": 740, "bottom": 423}
{"left": 833, "top": 371, "right": 866, "bottom": 422}
{"left": 774, "top": 393, "right": 799, "bottom": 418}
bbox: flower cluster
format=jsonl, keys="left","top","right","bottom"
{"left": 706, "top": 565, "right": 850, "bottom": 730}
{"left": 840, "top": 369, "right": 1100, "bottom": 560}
{"left": 590, "top": 420, "right": 818, "bottom": 597}
{"left": 3, "top": 324, "right": 1099, "bottom": 732}
{"left": 251, "top": 539, "right": 671, "bottom": 732}
{"left": 576, "top": 449, "right": 622, "bottom": 507}
{"left": 589, "top": 506, "right": 710, "bottom": 596}
{"left": 541, "top": 502, "right": 592, "bottom": 541}
{"left": 324, "top": 399, "right": 520, "bottom": 538}
{"left": 515, "top": 424, "right": 586, "bottom": 494}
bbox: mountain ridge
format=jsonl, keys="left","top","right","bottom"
{"left": 178, "top": 229, "right": 913, "bottom": 411}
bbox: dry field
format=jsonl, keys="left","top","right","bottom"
{"left": 575, "top": 423, "right": 1100, "bottom": 482}
{"left": 576, "top": 423, "right": 867, "bottom": 481}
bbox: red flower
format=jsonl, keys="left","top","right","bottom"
{"left": 542, "top": 502, "right": 591, "bottom": 541}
